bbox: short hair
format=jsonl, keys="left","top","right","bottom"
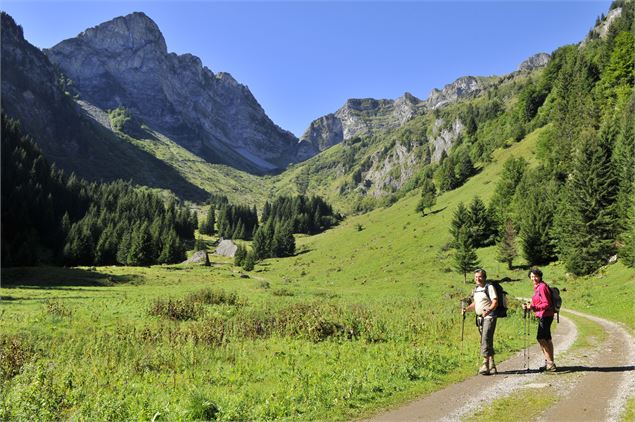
{"left": 474, "top": 268, "right": 487, "bottom": 279}
{"left": 528, "top": 268, "right": 543, "bottom": 279}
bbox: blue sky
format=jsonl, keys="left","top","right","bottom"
{"left": 2, "top": 1, "right": 612, "bottom": 137}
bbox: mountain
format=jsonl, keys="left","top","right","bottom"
{"left": 43, "top": 12, "right": 299, "bottom": 174}
{"left": 297, "top": 93, "right": 425, "bottom": 160}
{"left": 0, "top": 12, "right": 209, "bottom": 201}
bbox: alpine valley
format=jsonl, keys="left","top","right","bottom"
{"left": 1, "top": 2, "right": 634, "bottom": 421}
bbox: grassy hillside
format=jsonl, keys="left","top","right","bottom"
{"left": 1, "top": 123, "right": 633, "bottom": 420}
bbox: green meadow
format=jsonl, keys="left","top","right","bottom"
{"left": 1, "top": 128, "right": 633, "bottom": 420}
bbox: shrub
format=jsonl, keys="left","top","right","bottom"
{"left": 149, "top": 298, "right": 201, "bottom": 321}
{"left": 0, "top": 335, "right": 34, "bottom": 381}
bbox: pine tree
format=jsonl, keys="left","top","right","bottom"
{"left": 450, "top": 202, "right": 470, "bottom": 247}
{"left": 453, "top": 226, "right": 480, "bottom": 284}
{"left": 252, "top": 225, "right": 270, "bottom": 260}
{"left": 554, "top": 131, "right": 618, "bottom": 275}
{"left": 116, "top": 232, "right": 131, "bottom": 265}
{"left": 516, "top": 170, "right": 558, "bottom": 266}
{"left": 242, "top": 251, "right": 255, "bottom": 271}
{"left": 234, "top": 244, "right": 247, "bottom": 266}
{"left": 127, "top": 222, "right": 153, "bottom": 266}
{"left": 416, "top": 177, "right": 437, "bottom": 216}
{"left": 467, "top": 196, "right": 495, "bottom": 247}
{"left": 496, "top": 219, "right": 518, "bottom": 270}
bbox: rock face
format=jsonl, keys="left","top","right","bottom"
{"left": 426, "top": 76, "right": 487, "bottom": 110}
{"left": 0, "top": 12, "right": 209, "bottom": 201}
{"left": 518, "top": 53, "right": 551, "bottom": 72}
{"left": 45, "top": 12, "right": 299, "bottom": 174}
{"left": 431, "top": 118, "right": 465, "bottom": 163}
{"left": 298, "top": 92, "right": 425, "bottom": 156}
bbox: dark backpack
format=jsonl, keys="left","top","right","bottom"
{"left": 546, "top": 284, "right": 562, "bottom": 322}
{"left": 484, "top": 281, "right": 508, "bottom": 318}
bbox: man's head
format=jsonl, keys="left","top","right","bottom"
{"left": 474, "top": 268, "right": 487, "bottom": 284}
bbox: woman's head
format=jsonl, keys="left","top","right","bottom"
{"left": 528, "top": 268, "right": 543, "bottom": 283}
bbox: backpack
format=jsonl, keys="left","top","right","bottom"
{"left": 548, "top": 284, "right": 562, "bottom": 322}
{"left": 484, "top": 281, "right": 508, "bottom": 318}
{"left": 539, "top": 282, "right": 562, "bottom": 322}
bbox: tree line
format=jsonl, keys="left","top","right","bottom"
{"left": 442, "top": 3, "right": 634, "bottom": 277}
{"left": 1, "top": 114, "right": 195, "bottom": 267}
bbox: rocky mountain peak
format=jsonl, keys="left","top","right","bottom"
{"left": 518, "top": 52, "right": 551, "bottom": 72}
{"left": 73, "top": 12, "right": 167, "bottom": 55}
{"left": 426, "top": 76, "right": 483, "bottom": 109}
{"left": 44, "top": 12, "right": 299, "bottom": 174}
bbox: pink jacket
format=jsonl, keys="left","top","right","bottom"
{"left": 531, "top": 282, "right": 555, "bottom": 318}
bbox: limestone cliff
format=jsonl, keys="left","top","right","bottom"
{"left": 45, "top": 12, "right": 299, "bottom": 174}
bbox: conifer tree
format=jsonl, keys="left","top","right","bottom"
{"left": 127, "top": 222, "right": 153, "bottom": 266}
{"left": 243, "top": 251, "right": 255, "bottom": 271}
{"left": 416, "top": 177, "right": 437, "bottom": 216}
{"left": 516, "top": 170, "right": 558, "bottom": 266}
{"left": 453, "top": 226, "right": 480, "bottom": 284}
{"left": 467, "top": 196, "right": 495, "bottom": 247}
{"left": 450, "top": 202, "right": 470, "bottom": 247}
{"left": 496, "top": 219, "right": 518, "bottom": 270}
{"left": 116, "top": 232, "right": 131, "bottom": 265}
{"left": 554, "top": 130, "right": 618, "bottom": 275}
{"left": 234, "top": 244, "right": 247, "bottom": 266}
{"left": 252, "top": 225, "right": 269, "bottom": 260}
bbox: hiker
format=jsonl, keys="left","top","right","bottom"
{"left": 462, "top": 268, "right": 498, "bottom": 375}
{"left": 522, "top": 268, "right": 556, "bottom": 372}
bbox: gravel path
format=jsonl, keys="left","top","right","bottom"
{"left": 365, "top": 310, "right": 634, "bottom": 422}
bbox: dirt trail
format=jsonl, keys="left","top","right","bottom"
{"left": 538, "top": 310, "right": 635, "bottom": 422}
{"left": 364, "top": 310, "right": 634, "bottom": 422}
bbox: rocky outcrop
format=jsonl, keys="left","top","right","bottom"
{"left": 299, "top": 92, "right": 425, "bottom": 155}
{"left": 0, "top": 12, "right": 209, "bottom": 201}
{"left": 426, "top": 76, "right": 487, "bottom": 110}
{"left": 45, "top": 12, "right": 299, "bottom": 174}
{"left": 431, "top": 118, "right": 465, "bottom": 163}
{"left": 361, "top": 141, "right": 422, "bottom": 198}
{"left": 583, "top": 7, "right": 623, "bottom": 44}
{"left": 518, "top": 53, "right": 551, "bottom": 72}
{"left": 215, "top": 239, "right": 237, "bottom": 257}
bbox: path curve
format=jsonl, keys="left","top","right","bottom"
{"left": 364, "top": 310, "right": 634, "bottom": 422}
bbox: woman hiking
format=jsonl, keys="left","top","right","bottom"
{"left": 523, "top": 268, "right": 557, "bottom": 372}
{"left": 462, "top": 268, "right": 498, "bottom": 375}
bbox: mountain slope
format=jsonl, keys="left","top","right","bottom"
{"left": 44, "top": 12, "right": 299, "bottom": 174}
{"left": 0, "top": 12, "right": 209, "bottom": 201}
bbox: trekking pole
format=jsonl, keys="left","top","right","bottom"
{"left": 460, "top": 300, "right": 466, "bottom": 354}
{"left": 523, "top": 306, "right": 528, "bottom": 372}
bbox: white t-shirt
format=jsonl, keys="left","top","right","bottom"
{"left": 473, "top": 284, "right": 497, "bottom": 318}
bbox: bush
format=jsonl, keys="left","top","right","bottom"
{"left": 0, "top": 335, "right": 34, "bottom": 381}
{"left": 149, "top": 298, "right": 202, "bottom": 321}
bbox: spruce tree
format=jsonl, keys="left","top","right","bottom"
{"left": 252, "top": 225, "right": 269, "bottom": 260}
{"left": 516, "top": 170, "right": 558, "bottom": 266}
{"left": 234, "top": 244, "right": 247, "bottom": 266}
{"left": 496, "top": 219, "right": 518, "bottom": 270}
{"left": 467, "top": 196, "right": 495, "bottom": 247}
{"left": 450, "top": 202, "right": 470, "bottom": 247}
{"left": 242, "top": 251, "right": 255, "bottom": 271}
{"left": 116, "top": 232, "right": 131, "bottom": 265}
{"left": 127, "top": 222, "right": 153, "bottom": 266}
{"left": 453, "top": 226, "right": 480, "bottom": 284}
{"left": 416, "top": 177, "right": 437, "bottom": 216}
{"left": 554, "top": 131, "right": 618, "bottom": 275}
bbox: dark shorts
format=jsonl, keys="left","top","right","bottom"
{"left": 537, "top": 316, "right": 554, "bottom": 340}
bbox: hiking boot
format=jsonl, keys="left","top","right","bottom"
{"left": 545, "top": 362, "right": 557, "bottom": 372}
{"left": 479, "top": 360, "right": 490, "bottom": 375}
{"left": 487, "top": 357, "right": 497, "bottom": 375}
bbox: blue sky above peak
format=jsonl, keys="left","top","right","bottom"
{"left": 2, "top": 1, "right": 612, "bottom": 137}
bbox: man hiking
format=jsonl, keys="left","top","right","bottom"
{"left": 462, "top": 268, "right": 499, "bottom": 375}
{"left": 523, "top": 268, "right": 557, "bottom": 372}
